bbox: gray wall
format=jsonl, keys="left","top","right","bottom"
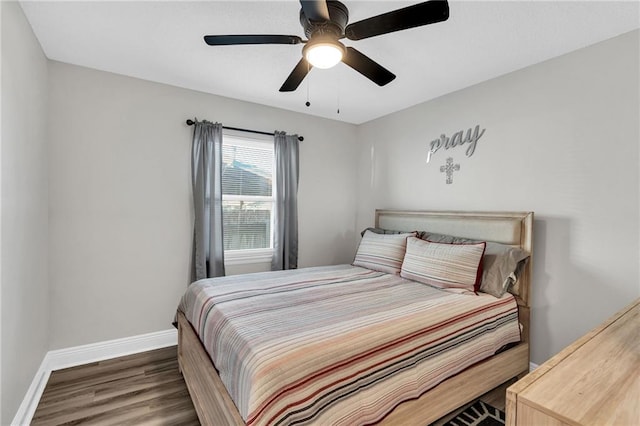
{"left": 0, "top": 2, "right": 50, "bottom": 423}
{"left": 47, "top": 62, "right": 359, "bottom": 350}
{"left": 3, "top": 7, "right": 639, "bottom": 420}
{"left": 355, "top": 30, "right": 640, "bottom": 364}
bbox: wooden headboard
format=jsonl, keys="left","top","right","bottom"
{"left": 375, "top": 209, "right": 533, "bottom": 341}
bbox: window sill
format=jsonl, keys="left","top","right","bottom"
{"left": 224, "top": 249, "right": 273, "bottom": 266}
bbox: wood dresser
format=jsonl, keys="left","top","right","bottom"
{"left": 506, "top": 299, "right": 639, "bottom": 426}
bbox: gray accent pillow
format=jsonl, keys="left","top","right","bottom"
{"left": 421, "top": 232, "right": 530, "bottom": 298}
{"left": 360, "top": 227, "right": 423, "bottom": 238}
{"left": 482, "top": 242, "right": 530, "bottom": 298}
{"left": 422, "top": 232, "right": 476, "bottom": 244}
{"left": 360, "top": 228, "right": 424, "bottom": 243}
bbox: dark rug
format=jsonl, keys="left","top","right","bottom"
{"left": 439, "top": 400, "right": 505, "bottom": 426}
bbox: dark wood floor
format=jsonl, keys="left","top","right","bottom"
{"left": 32, "top": 346, "right": 513, "bottom": 425}
{"left": 32, "top": 346, "right": 199, "bottom": 425}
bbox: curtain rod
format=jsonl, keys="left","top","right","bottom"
{"left": 186, "top": 119, "right": 304, "bottom": 142}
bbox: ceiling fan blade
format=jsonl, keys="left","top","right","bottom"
{"left": 342, "top": 47, "right": 395, "bottom": 87}
{"left": 279, "top": 58, "right": 312, "bottom": 92}
{"left": 204, "top": 35, "right": 304, "bottom": 46}
{"left": 345, "top": 0, "right": 449, "bottom": 41}
{"left": 299, "top": 0, "right": 330, "bottom": 21}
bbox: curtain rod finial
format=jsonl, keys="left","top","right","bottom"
{"left": 186, "top": 119, "right": 195, "bottom": 126}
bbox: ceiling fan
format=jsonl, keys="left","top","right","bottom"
{"left": 203, "top": 0, "right": 449, "bottom": 92}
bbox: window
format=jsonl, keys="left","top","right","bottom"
{"left": 221, "top": 131, "right": 275, "bottom": 264}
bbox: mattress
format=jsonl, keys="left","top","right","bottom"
{"left": 178, "top": 264, "right": 520, "bottom": 425}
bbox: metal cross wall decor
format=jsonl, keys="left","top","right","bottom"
{"left": 440, "top": 157, "right": 460, "bottom": 184}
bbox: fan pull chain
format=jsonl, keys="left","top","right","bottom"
{"left": 305, "top": 61, "right": 311, "bottom": 107}
{"left": 336, "top": 72, "right": 341, "bottom": 115}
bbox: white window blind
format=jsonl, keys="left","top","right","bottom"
{"left": 221, "top": 133, "right": 274, "bottom": 257}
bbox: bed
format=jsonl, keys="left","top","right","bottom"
{"left": 176, "top": 210, "right": 533, "bottom": 425}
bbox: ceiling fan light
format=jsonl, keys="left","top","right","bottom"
{"left": 305, "top": 42, "right": 344, "bottom": 69}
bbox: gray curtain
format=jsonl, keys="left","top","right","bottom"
{"left": 271, "top": 131, "right": 300, "bottom": 270}
{"left": 191, "top": 120, "right": 225, "bottom": 280}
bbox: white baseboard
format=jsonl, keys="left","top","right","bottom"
{"left": 10, "top": 357, "right": 52, "bottom": 426}
{"left": 529, "top": 361, "right": 539, "bottom": 372}
{"left": 46, "top": 328, "right": 177, "bottom": 371}
{"left": 11, "top": 328, "right": 177, "bottom": 426}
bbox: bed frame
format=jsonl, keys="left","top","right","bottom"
{"left": 177, "top": 210, "right": 534, "bottom": 425}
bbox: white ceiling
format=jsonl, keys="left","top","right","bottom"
{"left": 20, "top": 1, "right": 640, "bottom": 124}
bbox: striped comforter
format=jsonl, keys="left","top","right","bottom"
{"left": 178, "top": 265, "right": 520, "bottom": 425}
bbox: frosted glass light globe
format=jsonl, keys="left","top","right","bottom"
{"left": 305, "top": 43, "right": 343, "bottom": 69}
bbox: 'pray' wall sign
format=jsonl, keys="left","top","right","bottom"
{"left": 426, "top": 124, "right": 486, "bottom": 163}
